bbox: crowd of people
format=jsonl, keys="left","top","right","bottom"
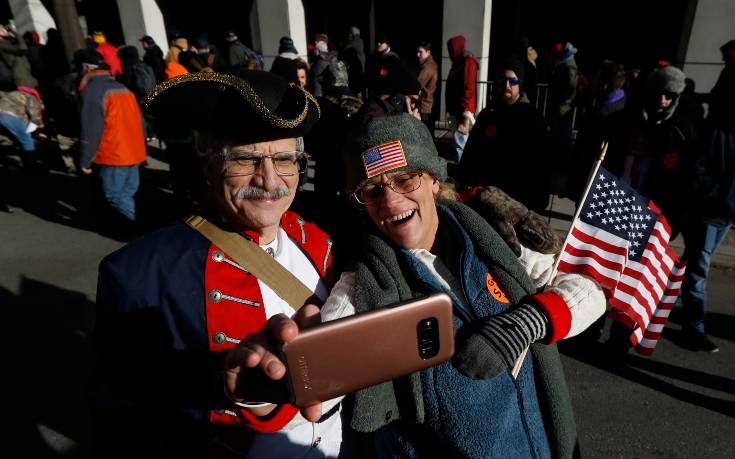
{"left": 0, "top": 21, "right": 732, "bottom": 458}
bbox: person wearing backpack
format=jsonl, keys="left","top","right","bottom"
{"left": 309, "top": 36, "right": 345, "bottom": 97}
{"left": 225, "top": 30, "right": 263, "bottom": 70}
{"left": 117, "top": 45, "right": 156, "bottom": 100}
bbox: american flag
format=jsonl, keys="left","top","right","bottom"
{"left": 557, "top": 167, "right": 686, "bottom": 355}
{"left": 362, "top": 140, "right": 408, "bottom": 178}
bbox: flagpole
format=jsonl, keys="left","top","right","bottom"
{"left": 512, "top": 141, "right": 609, "bottom": 379}
{"left": 547, "top": 141, "right": 609, "bottom": 283}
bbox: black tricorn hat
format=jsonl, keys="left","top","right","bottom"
{"left": 142, "top": 70, "right": 320, "bottom": 144}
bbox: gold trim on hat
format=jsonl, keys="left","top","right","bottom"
{"left": 141, "top": 72, "right": 320, "bottom": 128}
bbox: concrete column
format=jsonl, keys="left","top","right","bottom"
{"left": 441, "top": 0, "right": 492, "bottom": 119}
{"left": 682, "top": 0, "right": 735, "bottom": 92}
{"left": 8, "top": 0, "right": 57, "bottom": 43}
{"left": 116, "top": 0, "right": 168, "bottom": 55}
{"left": 252, "top": 0, "right": 308, "bottom": 69}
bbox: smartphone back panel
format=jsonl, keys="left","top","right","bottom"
{"left": 282, "top": 293, "right": 455, "bottom": 406}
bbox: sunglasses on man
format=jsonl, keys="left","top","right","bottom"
{"left": 496, "top": 76, "right": 521, "bottom": 86}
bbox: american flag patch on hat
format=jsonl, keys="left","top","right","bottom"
{"left": 362, "top": 140, "right": 407, "bottom": 178}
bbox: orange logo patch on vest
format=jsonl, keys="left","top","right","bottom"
{"left": 486, "top": 272, "right": 510, "bottom": 303}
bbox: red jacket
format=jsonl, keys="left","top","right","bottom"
{"left": 446, "top": 35, "right": 479, "bottom": 115}
{"left": 94, "top": 210, "right": 336, "bottom": 456}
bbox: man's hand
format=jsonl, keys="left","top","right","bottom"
{"left": 224, "top": 304, "right": 323, "bottom": 422}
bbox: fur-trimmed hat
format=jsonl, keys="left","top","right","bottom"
{"left": 142, "top": 70, "right": 320, "bottom": 144}
{"left": 343, "top": 113, "right": 446, "bottom": 193}
{"left": 646, "top": 66, "right": 686, "bottom": 95}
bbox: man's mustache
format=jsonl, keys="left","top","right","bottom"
{"left": 234, "top": 186, "right": 291, "bottom": 200}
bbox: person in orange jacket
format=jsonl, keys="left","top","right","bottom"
{"left": 78, "top": 49, "right": 146, "bottom": 222}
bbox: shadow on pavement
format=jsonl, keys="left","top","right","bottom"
{"left": 559, "top": 339, "right": 735, "bottom": 419}
{"left": 666, "top": 307, "right": 735, "bottom": 344}
{"left": 1, "top": 144, "right": 187, "bottom": 242}
{"left": 1, "top": 277, "right": 96, "bottom": 458}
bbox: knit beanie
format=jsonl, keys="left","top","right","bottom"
{"left": 315, "top": 40, "right": 328, "bottom": 54}
{"left": 343, "top": 113, "right": 447, "bottom": 193}
{"left": 646, "top": 66, "right": 686, "bottom": 94}
{"left": 501, "top": 57, "right": 525, "bottom": 83}
{"left": 278, "top": 36, "right": 298, "bottom": 54}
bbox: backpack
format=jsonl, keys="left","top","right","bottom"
{"left": 132, "top": 62, "right": 156, "bottom": 98}
{"left": 318, "top": 55, "right": 350, "bottom": 93}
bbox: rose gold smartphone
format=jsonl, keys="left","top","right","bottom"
{"left": 281, "top": 292, "right": 455, "bottom": 406}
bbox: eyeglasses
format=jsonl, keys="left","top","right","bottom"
{"left": 353, "top": 171, "right": 424, "bottom": 204}
{"left": 226, "top": 151, "right": 308, "bottom": 176}
{"left": 496, "top": 76, "right": 521, "bottom": 86}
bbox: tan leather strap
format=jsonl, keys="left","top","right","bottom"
{"left": 186, "top": 214, "right": 320, "bottom": 311}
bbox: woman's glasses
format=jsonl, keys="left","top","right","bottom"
{"left": 353, "top": 171, "right": 424, "bottom": 204}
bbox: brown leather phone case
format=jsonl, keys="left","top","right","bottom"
{"left": 282, "top": 292, "right": 455, "bottom": 406}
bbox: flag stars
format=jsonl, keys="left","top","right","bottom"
{"left": 586, "top": 212, "right": 593, "bottom": 219}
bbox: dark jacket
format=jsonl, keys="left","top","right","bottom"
{"left": 365, "top": 48, "right": 400, "bottom": 96}
{"left": 92, "top": 214, "right": 335, "bottom": 457}
{"left": 602, "top": 105, "right": 699, "bottom": 235}
{"left": 568, "top": 89, "right": 627, "bottom": 202}
{"left": 708, "top": 63, "right": 735, "bottom": 133}
{"left": 0, "top": 37, "right": 37, "bottom": 88}
{"left": 446, "top": 36, "right": 478, "bottom": 115}
{"left": 458, "top": 96, "right": 552, "bottom": 212}
{"left": 143, "top": 44, "right": 166, "bottom": 83}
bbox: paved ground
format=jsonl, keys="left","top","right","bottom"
{"left": 1, "top": 149, "right": 733, "bottom": 457}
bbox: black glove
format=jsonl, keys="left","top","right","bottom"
{"left": 453, "top": 303, "right": 548, "bottom": 379}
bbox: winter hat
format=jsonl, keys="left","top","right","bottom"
{"left": 349, "top": 26, "right": 360, "bottom": 37}
{"left": 646, "top": 66, "right": 686, "bottom": 95}
{"left": 279, "top": 36, "right": 298, "bottom": 55}
{"left": 74, "top": 48, "right": 107, "bottom": 70}
{"left": 343, "top": 113, "right": 447, "bottom": 193}
{"left": 315, "top": 40, "right": 328, "bottom": 54}
{"left": 500, "top": 57, "right": 525, "bottom": 82}
{"left": 91, "top": 31, "right": 106, "bottom": 44}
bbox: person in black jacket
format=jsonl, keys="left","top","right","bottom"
{"left": 139, "top": 35, "right": 166, "bottom": 83}
{"left": 457, "top": 57, "right": 552, "bottom": 212}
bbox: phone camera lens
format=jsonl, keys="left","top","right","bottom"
{"left": 417, "top": 317, "right": 440, "bottom": 359}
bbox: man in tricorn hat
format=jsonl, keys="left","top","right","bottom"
{"left": 91, "top": 71, "right": 341, "bottom": 457}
